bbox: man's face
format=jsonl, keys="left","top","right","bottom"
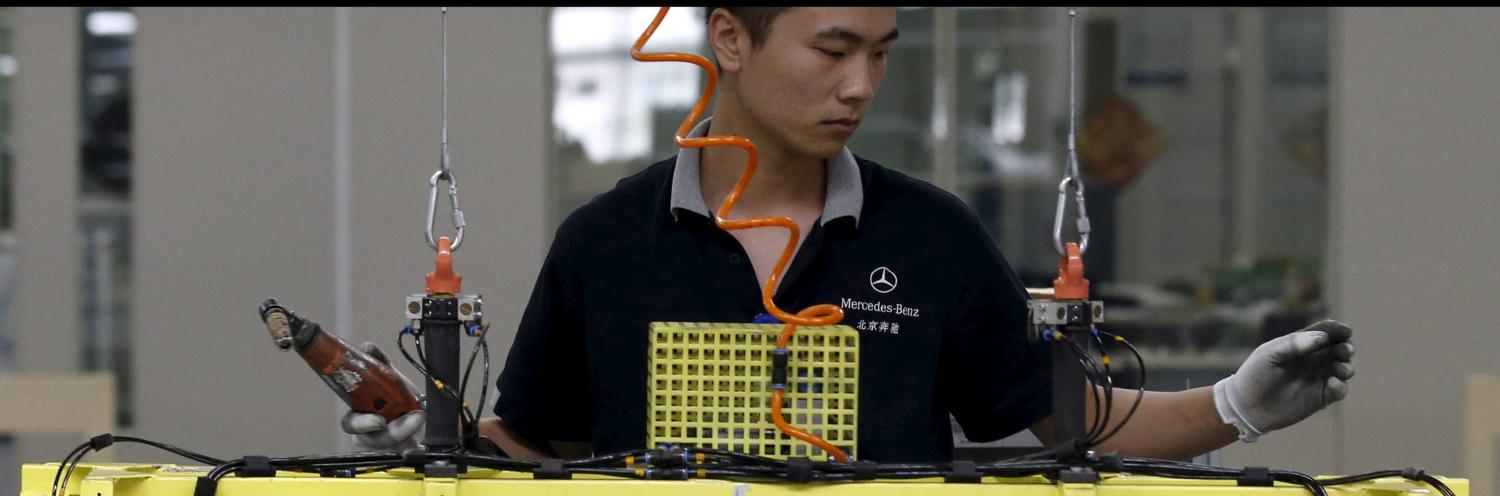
{"left": 733, "top": 8, "right": 898, "bottom": 160}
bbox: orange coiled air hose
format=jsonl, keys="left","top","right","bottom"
{"left": 630, "top": 7, "right": 850, "bottom": 463}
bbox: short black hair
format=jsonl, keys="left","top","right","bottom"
{"left": 704, "top": 7, "right": 788, "bottom": 48}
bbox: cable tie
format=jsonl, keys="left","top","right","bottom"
{"left": 772, "top": 349, "right": 789, "bottom": 388}
{"left": 1401, "top": 467, "right": 1427, "bottom": 481}
{"left": 1096, "top": 452, "right": 1124, "bottom": 473}
{"left": 318, "top": 467, "right": 356, "bottom": 478}
{"left": 236, "top": 456, "right": 275, "bottom": 478}
{"left": 852, "top": 460, "right": 879, "bottom": 481}
{"left": 786, "top": 456, "right": 814, "bottom": 483}
{"left": 192, "top": 477, "right": 219, "bottom": 496}
{"left": 1059, "top": 466, "right": 1100, "bottom": 484}
{"left": 423, "top": 461, "right": 459, "bottom": 478}
{"left": 659, "top": 446, "right": 686, "bottom": 467}
{"left": 533, "top": 459, "right": 571, "bottom": 480}
{"left": 401, "top": 448, "right": 428, "bottom": 467}
{"left": 1237, "top": 466, "right": 1274, "bottom": 487}
{"left": 944, "top": 460, "right": 981, "bottom": 483}
{"left": 88, "top": 434, "right": 115, "bottom": 451}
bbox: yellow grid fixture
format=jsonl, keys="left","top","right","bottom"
{"left": 647, "top": 322, "right": 859, "bottom": 461}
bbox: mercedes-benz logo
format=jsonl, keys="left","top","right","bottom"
{"left": 869, "top": 266, "right": 898, "bottom": 294}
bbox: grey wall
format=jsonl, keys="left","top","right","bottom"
{"left": 1221, "top": 6, "right": 1500, "bottom": 486}
{"left": 1329, "top": 4, "right": 1500, "bottom": 481}
{"left": 12, "top": 8, "right": 80, "bottom": 376}
{"left": 8, "top": 7, "right": 81, "bottom": 495}
{"left": 125, "top": 6, "right": 548, "bottom": 460}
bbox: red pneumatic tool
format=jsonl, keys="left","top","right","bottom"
{"left": 258, "top": 298, "right": 421, "bottom": 422}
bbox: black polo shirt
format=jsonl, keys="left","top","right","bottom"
{"left": 495, "top": 135, "right": 1051, "bottom": 463}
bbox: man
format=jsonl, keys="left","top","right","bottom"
{"left": 344, "top": 7, "right": 1355, "bottom": 463}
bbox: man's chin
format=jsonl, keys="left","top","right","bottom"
{"left": 799, "top": 140, "right": 849, "bottom": 160}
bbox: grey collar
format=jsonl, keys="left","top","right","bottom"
{"left": 668, "top": 118, "right": 863, "bottom": 227}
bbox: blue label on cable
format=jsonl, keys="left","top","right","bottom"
{"left": 753, "top": 313, "right": 781, "bottom": 324}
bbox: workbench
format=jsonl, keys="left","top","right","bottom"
{"left": 21, "top": 463, "right": 1468, "bottom": 496}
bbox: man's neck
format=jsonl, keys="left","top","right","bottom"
{"left": 698, "top": 107, "right": 827, "bottom": 218}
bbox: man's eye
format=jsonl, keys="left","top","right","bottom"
{"left": 817, "top": 48, "right": 846, "bottom": 59}
{"left": 873, "top": 51, "right": 889, "bottom": 60}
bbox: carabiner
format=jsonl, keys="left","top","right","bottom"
{"left": 1052, "top": 175, "right": 1091, "bottom": 257}
{"left": 426, "top": 169, "right": 466, "bottom": 251}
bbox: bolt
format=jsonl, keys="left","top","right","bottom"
{"left": 1056, "top": 307, "right": 1066, "bottom": 320}
{"left": 408, "top": 301, "right": 421, "bottom": 314}
{"left": 1093, "top": 305, "right": 1102, "bottom": 318}
{"left": 460, "top": 303, "right": 473, "bottom": 316}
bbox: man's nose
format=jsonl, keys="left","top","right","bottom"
{"left": 836, "top": 60, "right": 878, "bottom": 106}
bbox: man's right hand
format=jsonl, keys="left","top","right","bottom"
{"left": 340, "top": 342, "right": 425, "bottom": 451}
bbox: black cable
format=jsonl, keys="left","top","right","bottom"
{"left": 1088, "top": 330, "right": 1114, "bottom": 446}
{"left": 459, "top": 326, "right": 482, "bottom": 409}
{"left": 50, "top": 442, "right": 89, "bottom": 496}
{"left": 402, "top": 325, "right": 477, "bottom": 428}
{"left": 684, "top": 446, "right": 788, "bottom": 467}
{"left": 1062, "top": 336, "right": 1108, "bottom": 444}
{"left": 1272, "top": 469, "right": 1329, "bottom": 496}
{"left": 477, "top": 335, "right": 491, "bottom": 430}
{"left": 561, "top": 450, "right": 646, "bottom": 468}
{"left": 114, "top": 435, "right": 225, "bottom": 465}
{"left": 54, "top": 435, "right": 226, "bottom": 496}
{"left": 418, "top": 339, "right": 475, "bottom": 428}
{"left": 1414, "top": 473, "right": 1459, "bottom": 496}
{"left": 1089, "top": 332, "right": 1145, "bottom": 447}
{"left": 1317, "top": 469, "right": 1402, "bottom": 485}
{"left": 1318, "top": 469, "right": 1457, "bottom": 496}
{"left": 457, "top": 322, "right": 492, "bottom": 448}
{"left": 397, "top": 328, "right": 431, "bottom": 378}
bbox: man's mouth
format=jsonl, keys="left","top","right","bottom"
{"left": 821, "top": 118, "right": 861, "bottom": 134}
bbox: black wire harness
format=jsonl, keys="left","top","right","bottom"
{"left": 50, "top": 438, "right": 1457, "bottom": 496}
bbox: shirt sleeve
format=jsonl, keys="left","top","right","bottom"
{"left": 938, "top": 236, "right": 1053, "bottom": 443}
{"left": 493, "top": 222, "right": 592, "bottom": 442}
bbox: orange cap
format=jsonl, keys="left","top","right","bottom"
{"left": 426, "top": 236, "right": 462, "bottom": 295}
{"left": 1052, "top": 242, "right": 1089, "bottom": 300}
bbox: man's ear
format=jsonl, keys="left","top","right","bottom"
{"left": 707, "top": 9, "right": 749, "bottom": 73}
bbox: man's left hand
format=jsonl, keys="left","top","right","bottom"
{"left": 1213, "top": 319, "right": 1356, "bottom": 442}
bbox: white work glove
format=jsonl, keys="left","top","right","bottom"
{"left": 340, "top": 342, "right": 426, "bottom": 452}
{"left": 1213, "top": 319, "right": 1355, "bottom": 442}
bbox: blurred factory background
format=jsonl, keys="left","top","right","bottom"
{"left": 0, "top": 6, "right": 1497, "bottom": 496}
